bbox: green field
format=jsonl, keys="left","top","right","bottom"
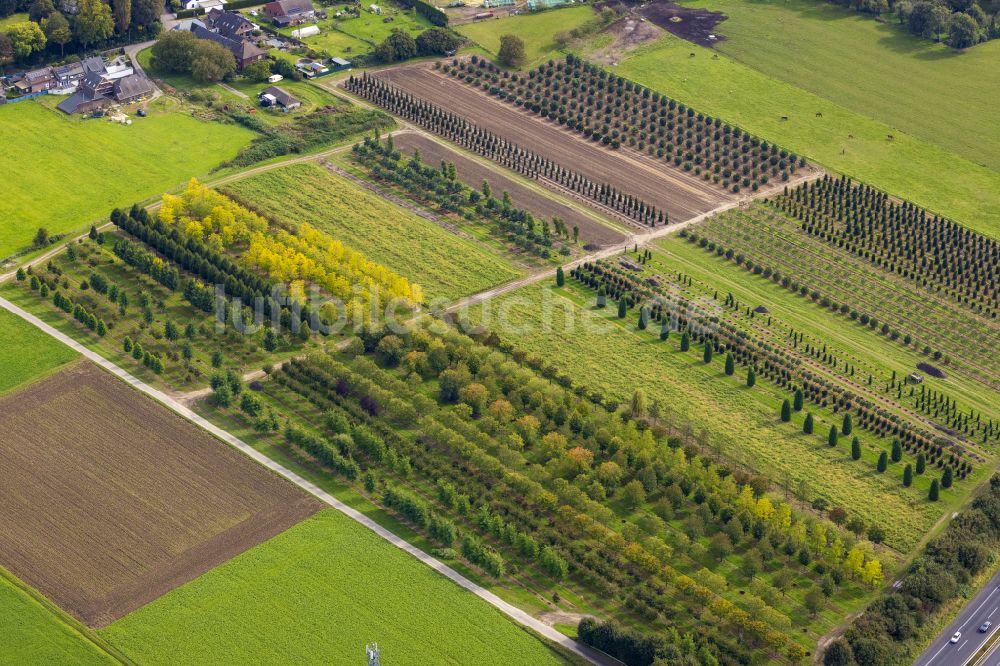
{"left": 0, "top": 12, "right": 29, "bottom": 29}
{"left": 595, "top": 34, "right": 1000, "bottom": 239}
{"left": 222, "top": 162, "right": 524, "bottom": 302}
{"left": 101, "top": 509, "right": 568, "bottom": 665}
{"left": 458, "top": 6, "right": 597, "bottom": 68}
{"left": 0, "top": 307, "right": 78, "bottom": 395}
{"left": 1, "top": 570, "right": 117, "bottom": 665}
{"left": 0, "top": 97, "right": 252, "bottom": 260}
{"left": 686, "top": 0, "right": 1000, "bottom": 173}
{"left": 466, "top": 281, "right": 964, "bottom": 552}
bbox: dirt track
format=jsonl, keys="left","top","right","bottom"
{"left": 0, "top": 362, "right": 322, "bottom": 627}
{"left": 372, "top": 64, "right": 731, "bottom": 225}
{"left": 391, "top": 132, "right": 627, "bottom": 247}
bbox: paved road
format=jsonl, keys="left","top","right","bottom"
{"left": 914, "top": 568, "right": 1000, "bottom": 666}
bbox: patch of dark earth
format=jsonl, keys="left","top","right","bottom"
{"left": 639, "top": 1, "right": 728, "bottom": 47}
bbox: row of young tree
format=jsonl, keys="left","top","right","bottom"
{"left": 569, "top": 259, "right": 974, "bottom": 479}
{"left": 0, "top": 0, "right": 160, "bottom": 66}
{"left": 679, "top": 228, "right": 998, "bottom": 445}
{"left": 344, "top": 72, "right": 666, "bottom": 227}
{"left": 353, "top": 135, "right": 575, "bottom": 258}
{"left": 774, "top": 175, "right": 998, "bottom": 316}
{"left": 442, "top": 55, "right": 805, "bottom": 194}
{"left": 247, "top": 322, "right": 899, "bottom": 664}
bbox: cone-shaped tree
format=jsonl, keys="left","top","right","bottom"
{"left": 680, "top": 332, "right": 690, "bottom": 352}
{"left": 780, "top": 399, "right": 791, "bottom": 422}
{"left": 555, "top": 266, "right": 565, "bottom": 287}
{"left": 929, "top": 479, "right": 939, "bottom": 501}
{"left": 877, "top": 451, "right": 888, "bottom": 473}
{"left": 828, "top": 425, "right": 838, "bottom": 447}
{"left": 660, "top": 322, "right": 669, "bottom": 341}
{"left": 851, "top": 437, "right": 861, "bottom": 460}
{"left": 703, "top": 344, "right": 713, "bottom": 364}
{"left": 803, "top": 412, "right": 814, "bottom": 434}
{"left": 793, "top": 388, "right": 804, "bottom": 412}
{"left": 746, "top": 367, "right": 756, "bottom": 387}
{"left": 891, "top": 439, "right": 902, "bottom": 463}
{"left": 842, "top": 413, "right": 853, "bottom": 436}
{"left": 903, "top": 464, "right": 913, "bottom": 487}
{"left": 725, "top": 353, "right": 735, "bottom": 376}
{"left": 916, "top": 453, "right": 926, "bottom": 475}
{"left": 596, "top": 287, "right": 606, "bottom": 309}
{"left": 942, "top": 467, "right": 953, "bottom": 489}
{"left": 617, "top": 298, "right": 627, "bottom": 319}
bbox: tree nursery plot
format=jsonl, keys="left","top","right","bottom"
{"left": 381, "top": 131, "right": 627, "bottom": 248}
{"left": 0, "top": 572, "right": 118, "bottom": 665}
{"left": 349, "top": 63, "right": 734, "bottom": 227}
{"left": 101, "top": 509, "right": 569, "bottom": 666}
{"left": 464, "top": 282, "right": 959, "bottom": 552}
{"left": 0, "top": 362, "right": 322, "bottom": 628}
{"left": 680, "top": 0, "right": 1000, "bottom": 174}
{"left": 604, "top": 34, "right": 1000, "bottom": 240}
{"left": 222, "top": 162, "right": 524, "bottom": 303}
{"left": 0, "top": 307, "right": 78, "bottom": 395}
{"left": 0, "top": 98, "right": 253, "bottom": 260}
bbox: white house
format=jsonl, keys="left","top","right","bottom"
{"left": 183, "top": 0, "right": 226, "bottom": 12}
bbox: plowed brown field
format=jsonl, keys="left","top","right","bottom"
{"left": 391, "top": 131, "right": 627, "bottom": 247}
{"left": 0, "top": 362, "right": 322, "bottom": 628}
{"left": 371, "top": 64, "right": 731, "bottom": 223}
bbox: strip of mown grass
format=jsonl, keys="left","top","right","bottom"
{"left": 684, "top": 0, "right": 1000, "bottom": 174}
{"left": 222, "top": 162, "right": 524, "bottom": 302}
{"left": 0, "top": 569, "right": 120, "bottom": 665}
{"left": 597, "top": 34, "right": 1000, "bottom": 239}
{"left": 0, "top": 307, "right": 78, "bottom": 396}
{"left": 465, "top": 281, "right": 969, "bottom": 552}
{"left": 101, "top": 509, "right": 570, "bottom": 666}
{"left": 0, "top": 97, "right": 253, "bottom": 261}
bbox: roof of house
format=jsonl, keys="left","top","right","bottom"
{"left": 81, "top": 56, "right": 106, "bottom": 73}
{"left": 206, "top": 8, "right": 253, "bottom": 37}
{"left": 192, "top": 23, "right": 264, "bottom": 61}
{"left": 269, "top": 0, "right": 314, "bottom": 16}
{"left": 330, "top": 57, "right": 351, "bottom": 66}
{"left": 25, "top": 68, "right": 55, "bottom": 83}
{"left": 56, "top": 88, "right": 109, "bottom": 114}
{"left": 271, "top": 14, "right": 294, "bottom": 25}
{"left": 261, "top": 85, "right": 299, "bottom": 106}
{"left": 53, "top": 62, "right": 85, "bottom": 79}
{"left": 114, "top": 74, "right": 153, "bottom": 100}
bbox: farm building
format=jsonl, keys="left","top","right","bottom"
{"left": 329, "top": 57, "right": 352, "bottom": 71}
{"left": 204, "top": 7, "right": 255, "bottom": 38}
{"left": 482, "top": 0, "right": 513, "bottom": 7}
{"left": 259, "top": 86, "right": 301, "bottom": 109}
{"left": 56, "top": 70, "right": 153, "bottom": 114}
{"left": 526, "top": 0, "right": 573, "bottom": 9}
{"left": 263, "top": 0, "right": 315, "bottom": 25}
{"left": 183, "top": 0, "right": 226, "bottom": 11}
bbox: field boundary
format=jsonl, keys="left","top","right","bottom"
{"left": 0, "top": 295, "right": 613, "bottom": 666}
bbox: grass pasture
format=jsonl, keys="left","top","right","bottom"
{"left": 458, "top": 6, "right": 597, "bottom": 68}
{"left": 101, "top": 509, "right": 569, "bottom": 666}
{"left": 602, "top": 33, "right": 1000, "bottom": 239}
{"left": 0, "top": 97, "right": 253, "bottom": 261}
{"left": 686, "top": 0, "right": 1000, "bottom": 174}
{"left": 0, "top": 570, "right": 119, "bottom": 666}
{"left": 465, "top": 281, "right": 965, "bottom": 552}
{"left": 283, "top": 2, "right": 433, "bottom": 55}
{"left": 0, "top": 307, "right": 78, "bottom": 395}
{"left": 222, "top": 162, "right": 524, "bottom": 302}
{"left": 0, "top": 362, "right": 322, "bottom": 627}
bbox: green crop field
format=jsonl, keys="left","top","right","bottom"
{"left": 0, "top": 97, "right": 252, "bottom": 260}
{"left": 0, "top": 307, "right": 77, "bottom": 395}
{"left": 465, "top": 281, "right": 967, "bottom": 552}
{"left": 682, "top": 0, "right": 1000, "bottom": 173}
{"left": 222, "top": 162, "right": 524, "bottom": 302}
{"left": 458, "top": 6, "right": 597, "bottom": 68}
{"left": 598, "top": 34, "right": 1000, "bottom": 239}
{"left": 0, "top": 570, "right": 117, "bottom": 665}
{"left": 101, "top": 509, "right": 569, "bottom": 666}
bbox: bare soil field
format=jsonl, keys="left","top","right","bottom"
{"left": 370, "top": 64, "right": 731, "bottom": 224}
{"left": 640, "top": 1, "right": 727, "bottom": 47}
{"left": 0, "top": 362, "right": 322, "bottom": 627}
{"left": 391, "top": 131, "right": 627, "bottom": 247}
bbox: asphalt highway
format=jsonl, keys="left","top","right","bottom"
{"left": 913, "top": 569, "right": 1000, "bottom": 666}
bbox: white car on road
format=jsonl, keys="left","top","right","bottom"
{"left": 950, "top": 631, "right": 962, "bottom": 644}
